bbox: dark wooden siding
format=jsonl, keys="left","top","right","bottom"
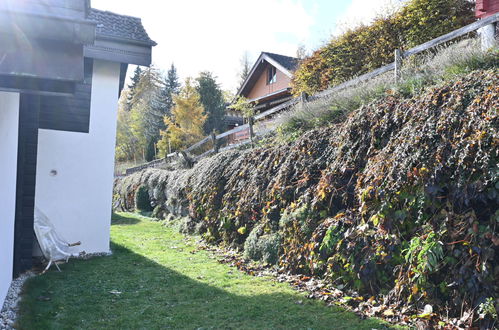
{"left": 38, "top": 58, "right": 93, "bottom": 133}
{"left": 119, "top": 63, "right": 128, "bottom": 97}
{"left": 13, "top": 95, "right": 40, "bottom": 277}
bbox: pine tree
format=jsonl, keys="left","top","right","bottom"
{"left": 127, "top": 66, "right": 143, "bottom": 108}
{"left": 137, "top": 64, "right": 182, "bottom": 160}
{"left": 196, "top": 71, "right": 226, "bottom": 134}
{"left": 116, "top": 65, "right": 182, "bottom": 162}
{"left": 157, "top": 78, "right": 207, "bottom": 155}
{"left": 164, "top": 64, "right": 181, "bottom": 112}
{"left": 237, "top": 52, "right": 251, "bottom": 91}
{"left": 127, "top": 66, "right": 163, "bottom": 161}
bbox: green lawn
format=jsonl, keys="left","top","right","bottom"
{"left": 17, "top": 212, "right": 390, "bottom": 329}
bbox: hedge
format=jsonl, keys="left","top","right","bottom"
{"left": 292, "top": 0, "right": 475, "bottom": 95}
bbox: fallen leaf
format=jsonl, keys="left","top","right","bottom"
{"left": 383, "top": 309, "right": 395, "bottom": 316}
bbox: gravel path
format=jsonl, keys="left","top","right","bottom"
{"left": 0, "top": 272, "right": 35, "bottom": 330}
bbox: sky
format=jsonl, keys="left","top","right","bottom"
{"left": 91, "top": 0, "right": 406, "bottom": 92}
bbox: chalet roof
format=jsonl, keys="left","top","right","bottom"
{"left": 236, "top": 52, "right": 298, "bottom": 98}
{"left": 262, "top": 52, "right": 299, "bottom": 72}
{"left": 88, "top": 8, "right": 157, "bottom": 46}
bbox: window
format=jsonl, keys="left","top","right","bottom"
{"left": 267, "top": 65, "right": 277, "bottom": 85}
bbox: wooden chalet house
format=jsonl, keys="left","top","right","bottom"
{"left": 237, "top": 52, "right": 299, "bottom": 112}
{"left": 476, "top": 0, "right": 499, "bottom": 18}
{"left": 228, "top": 52, "right": 298, "bottom": 142}
{"left": 0, "top": 0, "right": 155, "bottom": 307}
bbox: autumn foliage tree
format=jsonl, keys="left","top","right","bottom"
{"left": 115, "top": 65, "right": 182, "bottom": 163}
{"left": 115, "top": 90, "right": 139, "bottom": 161}
{"left": 158, "top": 78, "right": 207, "bottom": 155}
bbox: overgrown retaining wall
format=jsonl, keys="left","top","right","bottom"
{"left": 114, "top": 70, "right": 498, "bottom": 327}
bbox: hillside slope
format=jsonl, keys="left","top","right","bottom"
{"left": 115, "top": 69, "right": 498, "bottom": 327}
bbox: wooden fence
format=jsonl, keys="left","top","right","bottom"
{"left": 125, "top": 13, "right": 499, "bottom": 175}
{"left": 124, "top": 158, "right": 166, "bottom": 176}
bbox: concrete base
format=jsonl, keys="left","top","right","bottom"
{"left": 478, "top": 23, "right": 497, "bottom": 51}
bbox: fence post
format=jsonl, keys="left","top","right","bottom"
{"left": 248, "top": 116, "right": 255, "bottom": 148}
{"left": 210, "top": 131, "right": 219, "bottom": 154}
{"left": 300, "top": 91, "right": 308, "bottom": 103}
{"left": 394, "top": 49, "right": 402, "bottom": 84}
{"left": 478, "top": 23, "right": 497, "bottom": 51}
{"left": 299, "top": 91, "right": 308, "bottom": 110}
{"left": 179, "top": 150, "right": 193, "bottom": 168}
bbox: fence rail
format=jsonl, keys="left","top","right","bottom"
{"left": 124, "top": 14, "right": 498, "bottom": 175}
{"left": 125, "top": 158, "right": 165, "bottom": 175}
{"left": 403, "top": 12, "right": 499, "bottom": 57}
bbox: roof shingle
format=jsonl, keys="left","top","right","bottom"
{"left": 263, "top": 52, "right": 299, "bottom": 72}
{"left": 88, "top": 8, "right": 156, "bottom": 46}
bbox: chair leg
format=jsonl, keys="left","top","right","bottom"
{"left": 42, "top": 260, "right": 52, "bottom": 274}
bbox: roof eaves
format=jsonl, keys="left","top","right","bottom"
{"left": 95, "top": 33, "right": 157, "bottom": 47}
{"left": 235, "top": 52, "right": 266, "bottom": 98}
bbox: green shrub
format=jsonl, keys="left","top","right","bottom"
{"left": 244, "top": 224, "right": 281, "bottom": 264}
{"left": 135, "top": 185, "right": 153, "bottom": 212}
{"left": 402, "top": 231, "right": 444, "bottom": 285}
{"left": 152, "top": 205, "right": 165, "bottom": 219}
{"left": 178, "top": 216, "right": 197, "bottom": 235}
{"left": 279, "top": 205, "right": 314, "bottom": 236}
{"left": 292, "top": 0, "right": 475, "bottom": 95}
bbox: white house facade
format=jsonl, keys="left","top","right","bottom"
{"left": 0, "top": 93, "right": 20, "bottom": 306}
{"left": 0, "top": 0, "right": 155, "bottom": 307}
{"left": 35, "top": 60, "right": 121, "bottom": 255}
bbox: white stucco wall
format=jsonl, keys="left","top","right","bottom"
{"left": 35, "top": 60, "right": 121, "bottom": 254}
{"left": 0, "top": 92, "right": 20, "bottom": 307}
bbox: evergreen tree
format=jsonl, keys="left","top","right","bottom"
{"left": 156, "top": 64, "right": 181, "bottom": 131}
{"left": 196, "top": 71, "right": 226, "bottom": 134}
{"left": 237, "top": 52, "right": 251, "bottom": 91}
{"left": 164, "top": 64, "right": 181, "bottom": 113}
{"left": 157, "top": 78, "right": 207, "bottom": 155}
{"left": 138, "top": 64, "right": 181, "bottom": 161}
{"left": 141, "top": 68, "right": 162, "bottom": 131}
{"left": 145, "top": 139, "right": 157, "bottom": 161}
{"left": 116, "top": 65, "right": 182, "bottom": 162}
{"left": 127, "top": 66, "right": 143, "bottom": 108}
{"left": 128, "top": 66, "right": 163, "bottom": 161}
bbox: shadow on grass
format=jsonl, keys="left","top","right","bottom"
{"left": 111, "top": 212, "right": 141, "bottom": 225}
{"left": 17, "top": 240, "right": 391, "bottom": 330}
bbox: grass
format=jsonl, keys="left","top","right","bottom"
{"left": 17, "top": 212, "right": 391, "bottom": 329}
